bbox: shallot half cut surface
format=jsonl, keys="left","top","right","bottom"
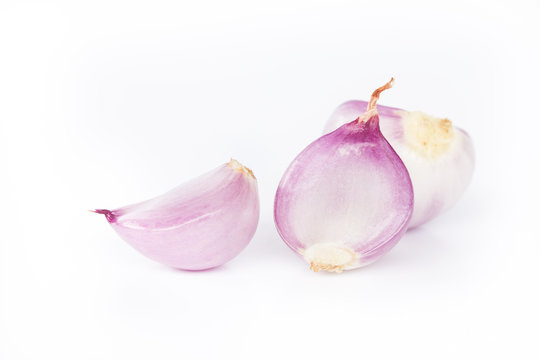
{"left": 93, "top": 159, "right": 259, "bottom": 270}
{"left": 324, "top": 96, "right": 474, "bottom": 228}
{"left": 274, "top": 79, "right": 413, "bottom": 272}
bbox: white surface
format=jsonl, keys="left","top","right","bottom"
{"left": 1, "top": 1, "right": 539, "bottom": 359}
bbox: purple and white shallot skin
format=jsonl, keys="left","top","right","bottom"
{"left": 324, "top": 94, "right": 475, "bottom": 228}
{"left": 93, "top": 159, "right": 259, "bottom": 270}
{"left": 274, "top": 79, "right": 414, "bottom": 272}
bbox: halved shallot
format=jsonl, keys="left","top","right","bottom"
{"left": 274, "top": 79, "right": 414, "bottom": 272}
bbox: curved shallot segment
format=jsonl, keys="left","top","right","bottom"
{"left": 95, "top": 160, "right": 259, "bottom": 270}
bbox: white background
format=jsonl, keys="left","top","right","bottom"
{"left": 1, "top": 1, "right": 539, "bottom": 359}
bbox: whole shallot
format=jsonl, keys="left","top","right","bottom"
{"left": 324, "top": 88, "right": 474, "bottom": 228}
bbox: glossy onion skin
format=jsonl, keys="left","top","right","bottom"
{"left": 274, "top": 115, "right": 413, "bottom": 270}
{"left": 324, "top": 101, "right": 475, "bottom": 228}
{"left": 96, "top": 162, "right": 259, "bottom": 270}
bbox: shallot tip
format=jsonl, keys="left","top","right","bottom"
{"left": 358, "top": 77, "right": 395, "bottom": 123}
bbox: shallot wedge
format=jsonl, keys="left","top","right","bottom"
{"left": 93, "top": 159, "right": 259, "bottom": 270}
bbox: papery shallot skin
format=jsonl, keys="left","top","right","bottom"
{"left": 324, "top": 101, "right": 475, "bottom": 228}
{"left": 274, "top": 115, "right": 413, "bottom": 271}
{"left": 95, "top": 160, "right": 259, "bottom": 270}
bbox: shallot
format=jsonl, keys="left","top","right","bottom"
{"left": 324, "top": 89, "right": 474, "bottom": 228}
{"left": 93, "top": 159, "right": 259, "bottom": 270}
{"left": 274, "top": 78, "right": 413, "bottom": 272}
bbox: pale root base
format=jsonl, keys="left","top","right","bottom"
{"left": 302, "top": 243, "right": 357, "bottom": 273}
{"left": 227, "top": 158, "right": 256, "bottom": 179}
{"left": 399, "top": 111, "right": 455, "bottom": 159}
